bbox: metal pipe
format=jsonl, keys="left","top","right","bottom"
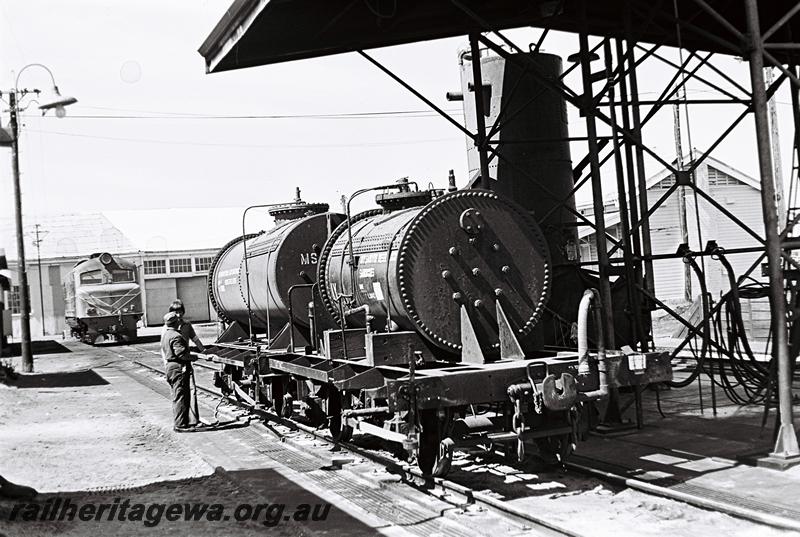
{"left": 308, "top": 284, "right": 319, "bottom": 352}
{"left": 577, "top": 290, "right": 594, "bottom": 376}
{"left": 343, "top": 182, "right": 416, "bottom": 305}
{"left": 745, "top": 0, "right": 800, "bottom": 461}
{"left": 342, "top": 406, "right": 390, "bottom": 417}
{"left": 468, "top": 33, "right": 491, "bottom": 190}
{"left": 577, "top": 288, "right": 608, "bottom": 402}
{"left": 241, "top": 201, "right": 295, "bottom": 344}
{"left": 287, "top": 283, "right": 314, "bottom": 352}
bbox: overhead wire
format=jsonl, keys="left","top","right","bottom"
{"left": 22, "top": 128, "right": 461, "bottom": 149}
{"left": 35, "top": 108, "right": 464, "bottom": 120}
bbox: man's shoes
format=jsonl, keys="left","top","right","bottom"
{"left": 173, "top": 426, "right": 197, "bottom": 433}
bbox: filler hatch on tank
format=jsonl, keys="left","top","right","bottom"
{"left": 268, "top": 187, "right": 330, "bottom": 221}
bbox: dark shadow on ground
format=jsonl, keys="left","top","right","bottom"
{"left": 6, "top": 340, "right": 71, "bottom": 356}
{"left": 0, "top": 467, "right": 380, "bottom": 536}
{"left": 92, "top": 334, "right": 161, "bottom": 347}
{"left": 11, "top": 369, "right": 109, "bottom": 389}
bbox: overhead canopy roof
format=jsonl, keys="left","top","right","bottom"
{"left": 199, "top": 0, "right": 800, "bottom": 73}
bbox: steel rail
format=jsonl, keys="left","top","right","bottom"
{"left": 126, "top": 347, "right": 800, "bottom": 533}
{"left": 129, "top": 345, "right": 800, "bottom": 537}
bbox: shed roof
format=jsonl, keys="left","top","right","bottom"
{"left": 0, "top": 208, "right": 274, "bottom": 262}
{"left": 0, "top": 213, "right": 137, "bottom": 262}
{"left": 199, "top": 1, "right": 800, "bottom": 73}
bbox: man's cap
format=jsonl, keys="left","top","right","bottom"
{"left": 163, "top": 311, "right": 181, "bottom": 326}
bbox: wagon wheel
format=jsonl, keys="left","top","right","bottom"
{"left": 534, "top": 433, "right": 573, "bottom": 466}
{"left": 327, "top": 388, "right": 352, "bottom": 442}
{"left": 417, "top": 409, "right": 454, "bottom": 476}
{"left": 281, "top": 393, "right": 294, "bottom": 418}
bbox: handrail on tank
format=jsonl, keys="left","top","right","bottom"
{"left": 286, "top": 283, "right": 315, "bottom": 352}
{"left": 241, "top": 195, "right": 305, "bottom": 345}
{"left": 342, "top": 180, "right": 419, "bottom": 306}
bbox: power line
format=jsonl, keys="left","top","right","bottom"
{"left": 24, "top": 128, "right": 461, "bottom": 149}
{"left": 35, "top": 109, "right": 464, "bottom": 120}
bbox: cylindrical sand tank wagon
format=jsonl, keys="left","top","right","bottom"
{"left": 318, "top": 189, "right": 551, "bottom": 355}
{"left": 209, "top": 203, "right": 344, "bottom": 333}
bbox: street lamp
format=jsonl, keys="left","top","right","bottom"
{"left": 0, "top": 64, "right": 77, "bottom": 372}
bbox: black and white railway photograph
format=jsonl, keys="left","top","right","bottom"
{"left": 1, "top": 1, "right": 800, "bottom": 535}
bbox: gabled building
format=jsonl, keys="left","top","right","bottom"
{"left": 578, "top": 155, "right": 767, "bottom": 301}
{"left": 578, "top": 155, "right": 771, "bottom": 349}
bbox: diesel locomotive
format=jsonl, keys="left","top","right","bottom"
{"left": 202, "top": 185, "right": 671, "bottom": 476}
{"left": 64, "top": 252, "right": 142, "bottom": 344}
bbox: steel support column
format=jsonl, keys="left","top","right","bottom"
{"left": 579, "top": 30, "right": 615, "bottom": 349}
{"left": 604, "top": 39, "right": 644, "bottom": 353}
{"left": 745, "top": 0, "right": 800, "bottom": 466}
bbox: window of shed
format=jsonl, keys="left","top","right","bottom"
{"left": 169, "top": 258, "right": 192, "bottom": 273}
{"left": 194, "top": 256, "right": 213, "bottom": 272}
{"left": 10, "top": 285, "right": 22, "bottom": 314}
{"left": 144, "top": 260, "right": 166, "bottom": 275}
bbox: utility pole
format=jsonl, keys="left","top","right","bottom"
{"left": 765, "top": 67, "right": 786, "bottom": 229}
{"left": 673, "top": 91, "right": 692, "bottom": 302}
{"left": 2, "top": 65, "right": 77, "bottom": 370}
{"left": 32, "top": 224, "right": 47, "bottom": 336}
{"left": 8, "top": 92, "right": 33, "bottom": 372}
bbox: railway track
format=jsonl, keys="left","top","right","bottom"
{"left": 116, "top": 341, "right": 800, "bottom": 534}
{"left": 121, "top": 343, "right": 585, "bottom": 537}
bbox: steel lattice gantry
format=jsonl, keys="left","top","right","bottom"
{"left": 199, "top": 0, "right": 800, "bottom": 467}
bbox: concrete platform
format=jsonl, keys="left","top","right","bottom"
{"left": 570, "top": 371, "right": 800, "bottom": 530}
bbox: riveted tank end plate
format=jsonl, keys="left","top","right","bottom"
{"left": 397, "top": 189, "right": 550, "bottom": 353}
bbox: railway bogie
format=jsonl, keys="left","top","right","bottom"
{"left": 202, "top": 186, "right": 673, "bottom": 476}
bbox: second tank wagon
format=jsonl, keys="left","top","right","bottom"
{"left": 208, "top": 196, "right": 344, "bottom": 342}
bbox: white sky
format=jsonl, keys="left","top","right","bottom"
{"left": 1, "top": 1, "right": 795, "bottom": 228}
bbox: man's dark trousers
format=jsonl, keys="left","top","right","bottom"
{"left": 166, "top": 362, "right": 191, "bottom": 428}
